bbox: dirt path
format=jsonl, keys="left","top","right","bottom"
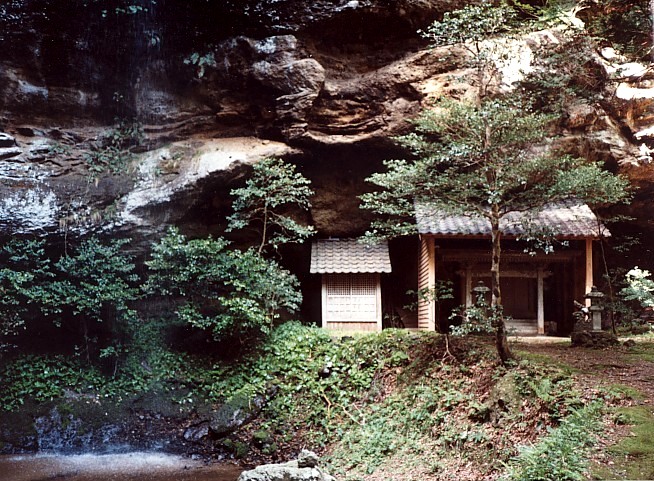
{"left": 512, "top": 339, "right": 654, "bottom": 401}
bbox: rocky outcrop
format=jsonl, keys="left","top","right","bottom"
{"left": 0, "top": 1, "right": 653, "bottom": 260}
{"left": 237, "top": 450, "right": 336, "bottom": 481}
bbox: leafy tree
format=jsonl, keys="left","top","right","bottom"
{"left": 146, "top": 228, "right": 301, "bottom": 343}
{"left": 0, "top": 237, "right": 140, "bottom": 359}
{"left": 49, "top": 237, "right": 141, "bottom": 360}
{"left": 362, "top": 2, "right": 630, "bottom": 364}
{"left": 362, "top": 97, "right": 629, "bottom": 363}
{"left": 227, "top": 157, "right": 315, "bottom": 254}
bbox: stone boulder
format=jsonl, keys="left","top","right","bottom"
{"left": 570, "top": 330, "right": 619, "bottom": 348}
{"left": 211, "top": 35, "right": 326, "bottom": 140}
{"left": 237, "top": 450, "right": 336, "bottom": 481}
{"left": 209, "top": 390, "right": 268, "bottom": 437}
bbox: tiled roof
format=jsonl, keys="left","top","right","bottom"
{"left": 416, "top": 200, "right": 606, "bottom": 238}
{"left": 310, "top": 239, "right": 392, "bottom": 274}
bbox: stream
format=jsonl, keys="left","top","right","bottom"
{"left": 0, "top": 453, "right": 242, "bottom": 481}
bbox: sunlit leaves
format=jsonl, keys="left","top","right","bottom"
{"left": 420, "top": 3, "right": 517, "bottom": 47}
{"left": 227, "top": 157, "right": 315, "bottom": 254}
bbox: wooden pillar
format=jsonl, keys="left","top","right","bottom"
{"left": 585, "top": 238, "right": 593, "bottom": 307}
{"left": 321, "top": 275, "right": 328, "bottom": 328}
{"left": 537, "top": 266, "right": 545, "bottom": 335}
{"left": 375, "top": 273, "right": 383, "bottom": 332}
{"left": 465, "top": 265, "right": 473, "bottom": 308}
{"left": 417, "top": 236, "right": 436, "bottom": 330}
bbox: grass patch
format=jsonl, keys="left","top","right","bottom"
{"left": 601, "top": 405, "right": 654, "bottom": 480}
{"left": 514, "top": 349, "right": 577, "bottom": 374}
{"left": 602, "top": 384, "right": 644, "bottom": 402}
{"left": 624, "top": 341, "right": 654, "bottom": 363}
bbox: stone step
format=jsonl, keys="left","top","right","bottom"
{"left": 506, "top": 320, "right": 538, "bottom": 335}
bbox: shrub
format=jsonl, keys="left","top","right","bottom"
{"left": 227, "top": 157, "right": 315, "bottom": 254}
{"left": 84, "top": 120, "right": 143, "bottom": 177}
{"left": 0, "top": 239, "right": 54, "bottom": 353}
{"left": 621, "top": 267, "right": 654, "bottom": 309}
{"left": 146, "top": 228, "right": 302, "bottom": 343}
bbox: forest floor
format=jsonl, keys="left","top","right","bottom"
{"left": 511, "top": 336, "right": 654, "bottom": 480}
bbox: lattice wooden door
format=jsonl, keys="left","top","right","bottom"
{"left": 325, "top": 274, "right": 378, "bottom": 322}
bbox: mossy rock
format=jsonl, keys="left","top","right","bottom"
{"left": 571, "top": 330, "right": 618, "bottom": 348}
{"left": 209, "top": 391, "right": 266, "bottom": 436}
{"left": 252, "top": 429, "right": 272, "bottom": 447}
{"left": 485, "top": 374, "right": 522, "bottom": 424}
{"left": 222, "top": 438, "right": 250, "bottom": 459}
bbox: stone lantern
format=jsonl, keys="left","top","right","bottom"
{"left": 584, "top": 286, "right": 604, "bottom": 331}
{"left": 472, "top": 281, "right": 490, "bottom": 307}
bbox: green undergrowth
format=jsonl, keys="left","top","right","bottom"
{"left": 214, "top": 324, "right": 592, "bottom": 480}
{"left": 0, "top": 323, "right": 610, "bottom": 479}
{"left": 502, "top": 402, "right": 603, "bottom": 481}
{"left": 207, "top": 323, "right": 428, "bottom": 441}
{"left": 0, "top": 319, "right": 216, "bottom": 411}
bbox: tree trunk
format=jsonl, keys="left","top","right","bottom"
{"left": 490, "top": 211, "right": 513, "bottom": 364}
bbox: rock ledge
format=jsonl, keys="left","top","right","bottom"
{"left": 237, "top": 450, "right": 336, "bottom": 481}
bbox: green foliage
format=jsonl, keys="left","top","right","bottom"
{"left": 450, "top": 303, "right": 499, "bottom": 337}
{"left": 227, "top": 157, "right": 315, "bottom": 254}
{"left": 200, "top": 324, "right": 425, "bottom": 439}
{"left": 621, "top": 267, "right": 654, "bottom": 309}
{"left": 184, "top": 50, "right": 217, "bottom": 78}
{"left": 362, "top": 94, "right": 630, "bottom": 363}
{"left": 509, "top": 360, "right": 581, "bottom": 419}
{"left": 0, "top": 239, "right": 54, "bottom": 352}
{"left": 52, "top": 237, "right": 140, "bottom": 326}
{"left": 406, "top": 280, "right": 454, "bottom": 331}
{"left": 501, "top": 403, "right": 602, "bottom": 481}
{"left": 406, "top": 280, "right": 454, "bottom": 309}
{"left": 585, "top": 0, "right": 651, "bottom": 58}
{"left": 363, "top": 97, "right": 629, "bottom": 239}
{"left": 420, "top": 2, "right": 519, "bottom": 99}
{"left": 420, "top": 3, "right": 517, "bottom": 47}
{"left": 146, "top": 228, "right": 301, "bottom": 342}
{"left": 0, "top": 355, "right": 105, "bottom": 411}
{"left": 0, "top": 236, "right": 140, "bottom": 359}
{"left": 0, "top": 325, "right": 210, "bottom": 410}
{"left": 84, "top": 120, "right": 143, "bottom": 178}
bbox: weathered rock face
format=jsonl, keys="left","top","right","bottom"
{"left": 0, "top": 1, "right": 653, "bottom": 267}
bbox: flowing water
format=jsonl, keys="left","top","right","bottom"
{"left": 0, "top": 453, "right": 242, "bottom": 481}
